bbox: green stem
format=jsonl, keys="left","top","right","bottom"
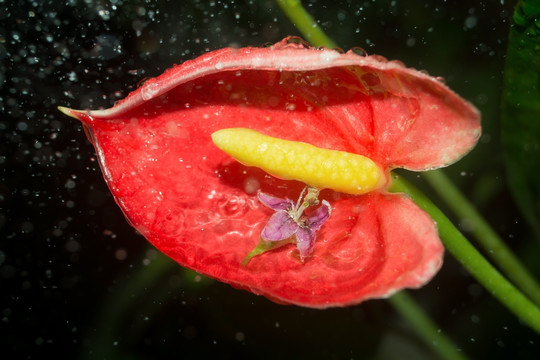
{"left": 388, "top": 292, "right": 468, "bottom": 360}
{"left": 275, "top": 0, "right": 338, "bottom": 49}
{"left": 389, "top": 174, "right": 540, "bottom": 335}
{"left": 423, "top": 169, "right": 540, "bottom": 307}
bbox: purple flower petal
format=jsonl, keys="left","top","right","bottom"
{"left": 258, "top": 191, "right": 294, "bottom": 211}
{"left": 261, "top": 211, "right": 298, "bottom": 241}
{"left": 306, "top": 200, "right": 332, "bottom": 231}
{"left": 296, "top": 227, "right": 315, "bottom": 260}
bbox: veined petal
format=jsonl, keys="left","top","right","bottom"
{"left": 295, "top": 227, "right": 316, "bottom": 261}
{"left": 258, "top": 191, "right": 294, "bottom": 211}
{"left": 307, "top": 199, "right": 332, "bottom": 231}
{"left": 261, "top": 211, "right": 298, "bottom": 241}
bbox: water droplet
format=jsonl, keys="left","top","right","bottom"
{"left": 388, "top": 60, "right": 406, "bottom": 68}
{"left": 285, "top": 103, "right": 296, "bottom": 111}
{"left": 154, "top": 207, "right": 186, "bottom": 237}
{"left": 370, "top": 54, "right": 388, "bottom": 63}
{"left": 217, "top": 195, "right": 248, "bottom": 217}
{"left": 347, "top": 47, "right": 368, "bottom": 57}
{"left": 115, "top": 248, "right": 127, "bottom": 260}
{"left": 435, "top": 76, "right": 447, "bottom": 84}
{"left": 464, "top": 16, "right": 478, "bottom": 29}
{"left": 243, "top": 177, "right": 260, "bottom": 194}
{"left": 140, "top": 79, "right": 161, "bottom": 100}
{"left": 277, "top": 36, "right": 311, "bottom": 49}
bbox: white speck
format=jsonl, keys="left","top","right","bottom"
{"left": 17, "top": 122, "right": 28, "bottom": 131}
{"left": 67, "top": 71, "right": 78, "bottom": 82}
{"left": 465, "top": 16, "right": 477, "bottom": 29}
{"left": 406, "top": 38, "right": 416, "bottom": 47}
{"left": 64, "top": 179, "right": 76, "bottom": 189}
{"left": 115, "top": 248, "right": 127, "bottom": 260}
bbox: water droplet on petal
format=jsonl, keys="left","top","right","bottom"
{"left": 370, "top": 54, "right": 388, "bottom": 63}
{"left": 435, "top": 76, "right": 447, "bottom": 84}
{"left": 347, "top": 47, "right": 368, "bottom": 57}
{"left": 140, "top": 79, "right": 161, "bottom": 100}
{"left": 278, "top": 36, "right": 312, "bottom": 50}
{"left": 243, "top": 177, "right": 260, "bottom": 194}
{"left": 389, "top": 60, "right": 406, "bottom": 68}
{"left": 217, "top": 195, "right": 249, "bottom": 217}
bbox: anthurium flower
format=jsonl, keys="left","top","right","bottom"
{"left": 59, "top": 37, "right": 481, "bottom": 308}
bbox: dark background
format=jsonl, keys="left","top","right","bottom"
{"left": 2, "top": 0, "right": 539, "bottom": 358}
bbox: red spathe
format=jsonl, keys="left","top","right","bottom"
{"left": 61, "top": 38, "right": 480, "bottom": 307}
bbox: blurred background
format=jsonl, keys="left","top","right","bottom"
{"left": 2, "top": 0, "right": 539, "bottom": 358}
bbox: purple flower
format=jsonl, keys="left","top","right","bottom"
{"left": 258, "top": 187, "right": 332, "bottom": 261}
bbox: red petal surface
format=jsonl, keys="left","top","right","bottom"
{"left": 62, "top": 38, "right": 477, "bottom": 306}
{"left": 82, "top": 38, "right": 481, "bottom": 170}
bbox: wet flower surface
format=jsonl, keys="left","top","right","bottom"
{"left": 60, "top": 37, "right": 481, "bottom": 307}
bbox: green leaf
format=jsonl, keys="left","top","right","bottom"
{"left": 501, "top": 0, "right": 540, "bottom": 236}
